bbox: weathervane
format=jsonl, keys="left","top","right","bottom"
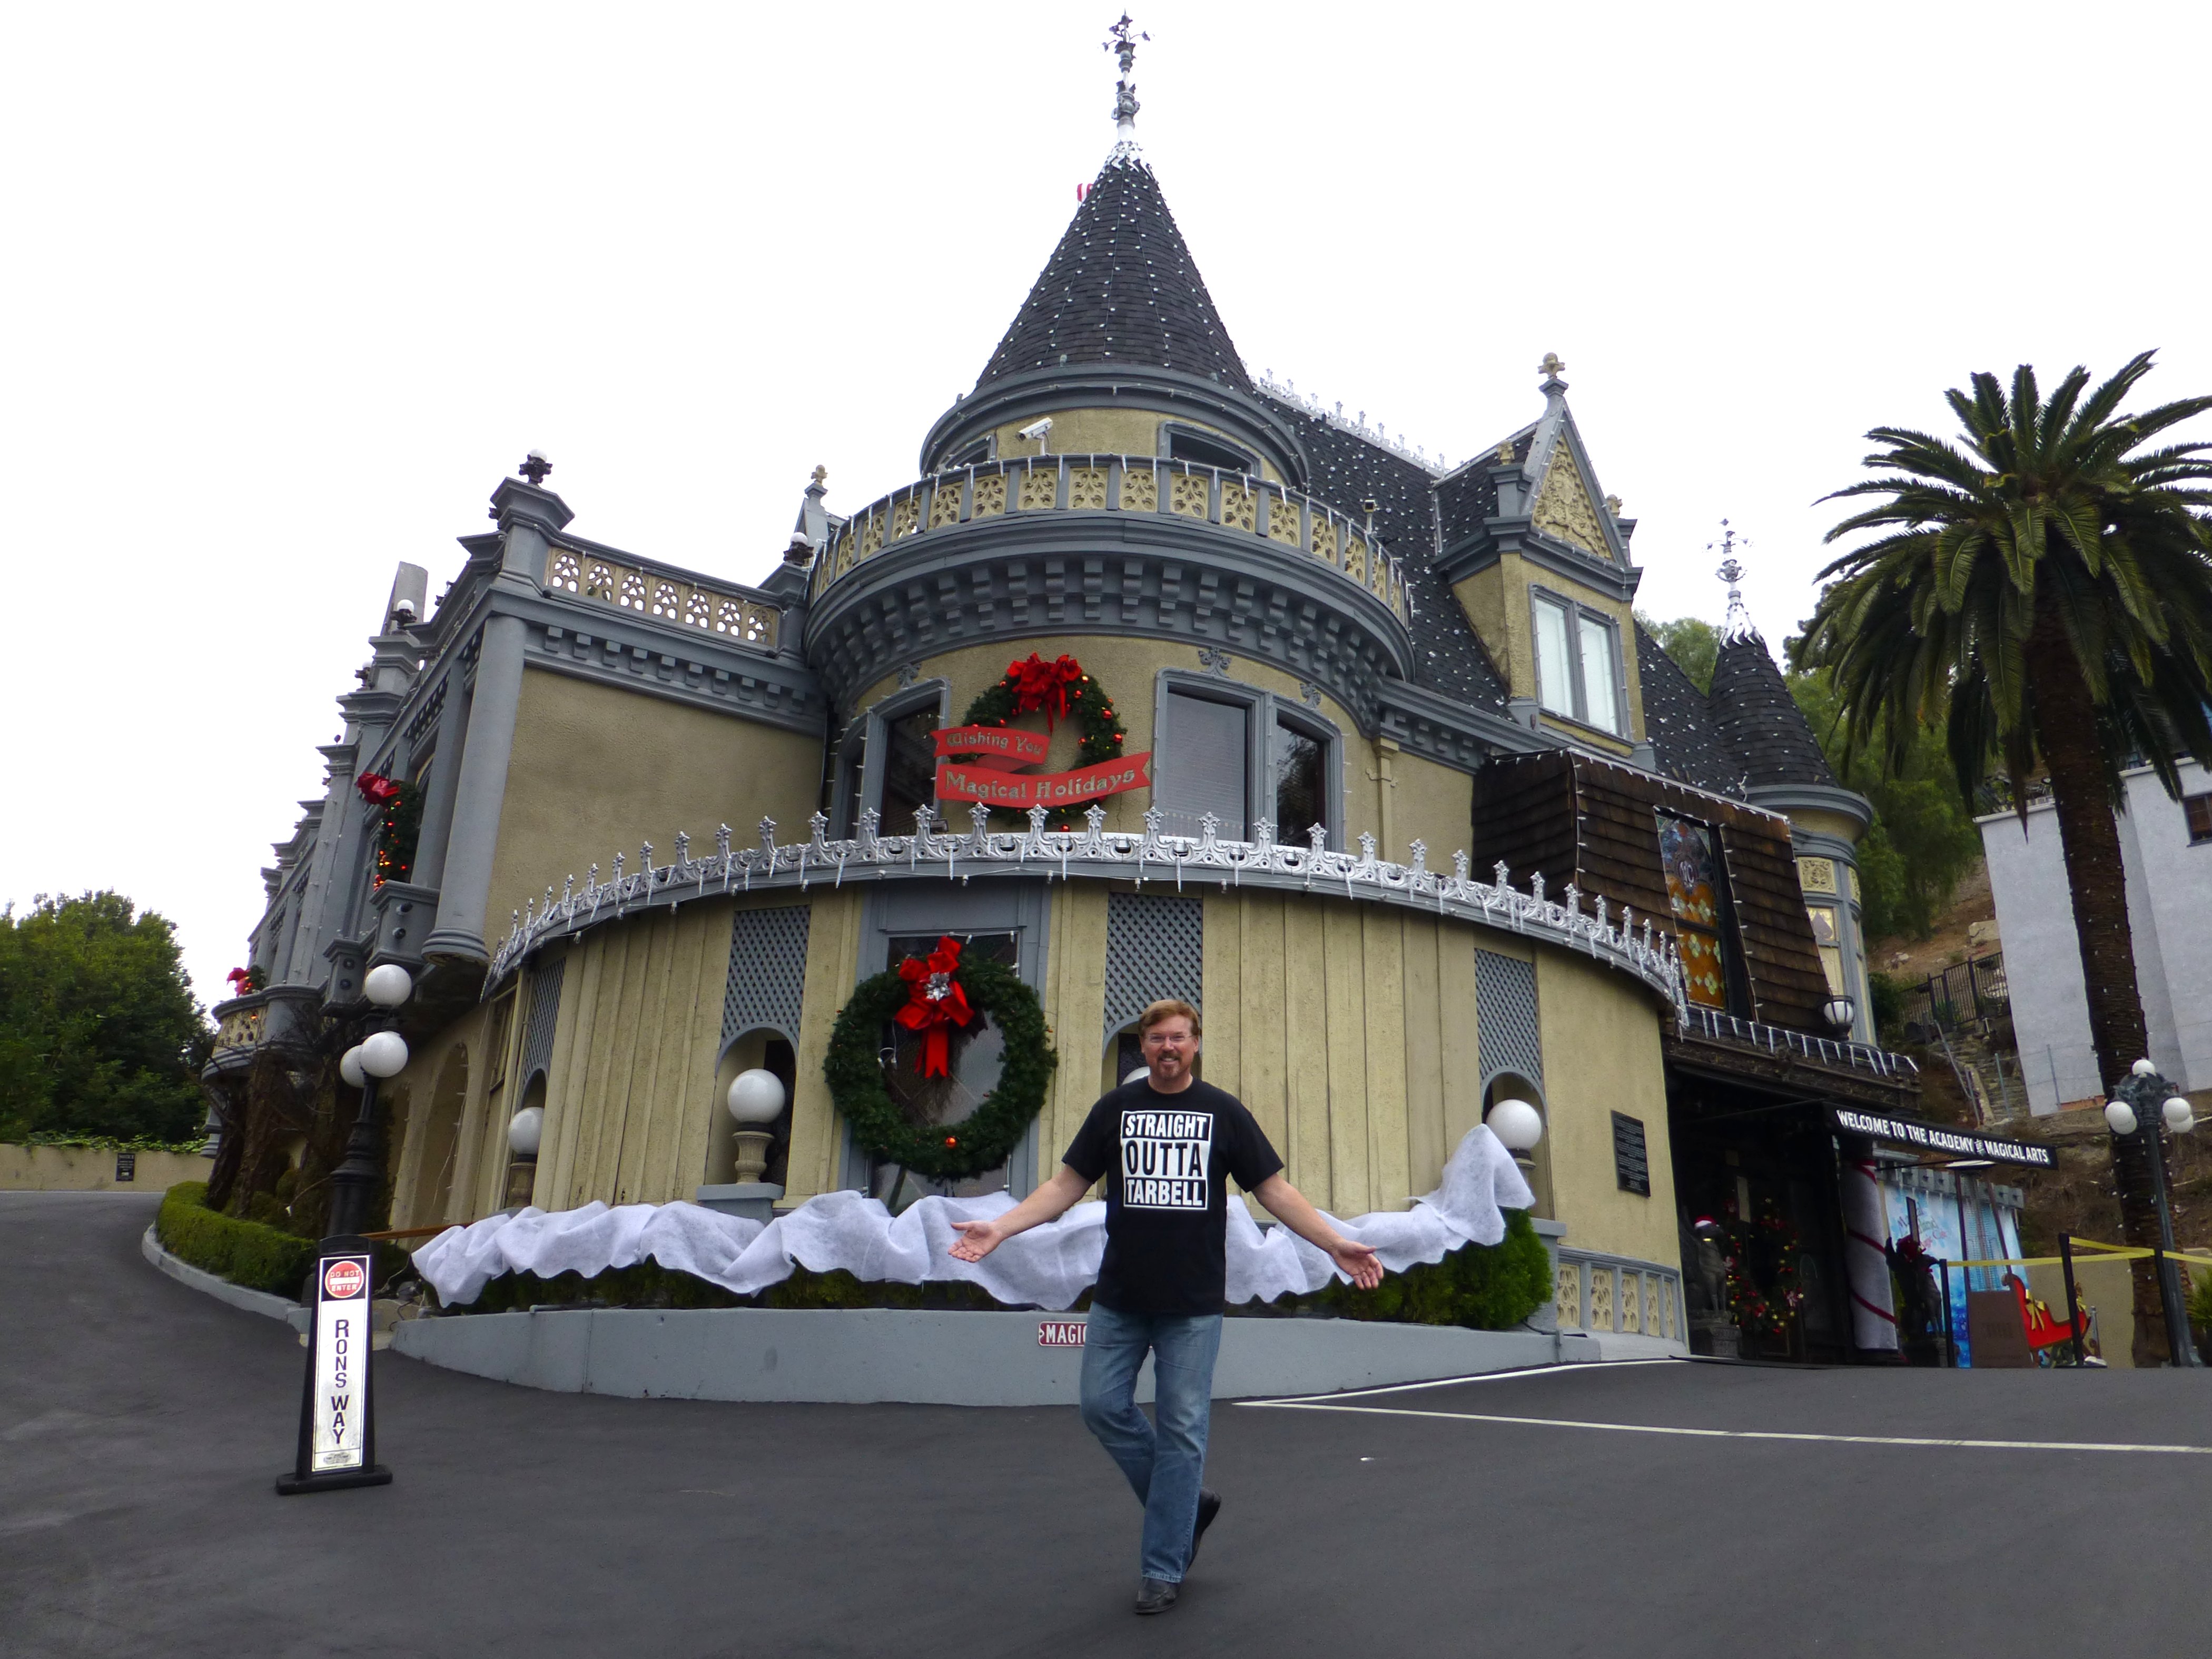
{"left": 1712, "top": 520, "right": 1759, "bottom": 644}
{"left": 1105, "top": 13, "right": 1147, "bottom": 154}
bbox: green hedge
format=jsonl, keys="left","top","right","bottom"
{"left": 156, "top": 1181, "right": 318, "bottom": 1299}
{"left": 442, "top": 1211, "right": 1552, "bottom": 1331}
{"left": 28, "top": 1131, "right": 208, "bottom": 1154}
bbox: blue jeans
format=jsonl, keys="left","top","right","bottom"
{"left": 1078, "top": 1302, "right": 1223, "bottom": 1583}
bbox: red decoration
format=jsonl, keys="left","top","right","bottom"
{"left": 1006, "top": 653, "right": 1083, "bottom": 730}
{"left": 894, "top": 935, "right": 975, "bottom": 1078}
{"left": 355, "top": 772, "right": 402, "bottom": 807}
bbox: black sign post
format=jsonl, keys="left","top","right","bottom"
{"left": 114, "top": 1151, "right": 136, "bottom": 1183}
{"left": 276, "top": 1239, "right": 391, "bottom": 1496}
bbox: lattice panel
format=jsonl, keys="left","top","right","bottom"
{"left": 520, "top": 957, "right": 565, "bottom": 1085}
{"left": 1475, "top": 949, "right": 1543, "bottom": 1087}
{"left": 725, "top": 905, "right": 811, "bottom": 1047}
{"left": 1102, "top": 893, "right": 1203, "bottom": 1046}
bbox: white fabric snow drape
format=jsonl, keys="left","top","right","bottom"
{"left": 413, "top": 1124, "right": 1536, "bottom": 1311}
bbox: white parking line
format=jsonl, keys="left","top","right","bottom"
{"left": 1238, "top": 1400, "right": 2212, "bottom": 1456}
{"left": 1253, "top": 1358, "right": 1681, "bottom": 1405}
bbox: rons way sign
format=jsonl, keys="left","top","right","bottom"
{"left": 275, "top": 1243, "right": 392, "bottom": 1495}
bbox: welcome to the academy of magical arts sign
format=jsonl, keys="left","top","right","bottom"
{"left": 932, "top": 724, "right": 1153, "bottom": 813}
{"left": 1830, "top": 1107, "right": 2056, "bottom": 1169}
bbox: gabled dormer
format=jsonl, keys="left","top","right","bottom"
{"left": 1434, "top": 357, "right": 1647, "bottom": 755}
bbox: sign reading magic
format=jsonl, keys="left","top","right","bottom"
{"left": 1829, "top": 1107, "right": 2055, "bottom": 1169}
{"left": 932, "top": 725, "right": 1153, "bottom": 812}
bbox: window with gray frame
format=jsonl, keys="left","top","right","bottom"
{"left": 1532, "top": 588, "right": 1626, "bottom": 736}
{"left": 832, "top": 685, "right": 947, "bottom": 838}
{"left": 1154, "top": 677, "right": 1339, "bottom": 842}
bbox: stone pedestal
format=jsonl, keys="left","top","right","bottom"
{"left": 732, "top": 1130, "right": 775, "bottom": 1185}
{"left": 696, "top": 1182, "right": 784, "bottom": 1222}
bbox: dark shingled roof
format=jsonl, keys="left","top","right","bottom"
{"left": 1254, "top": 392, "right": 1509, "bottom": 709}
{"left": 975, "top": 156, "right": 1250, "bottom": 392}
{"left": 1433, "top": 429, "right": 1530, "bottom": 549}
{"left": 1707, "top": 634, "right": 1837, "bottom": 788}
{"left": 1635, "top": 624, "right": 1741, "bottom": 795}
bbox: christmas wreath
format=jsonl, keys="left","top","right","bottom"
{"left": 1724, "top": 1204, "right": 1803, "bottom": 1337}
{"left": 824, "top": 935, "right": 1059, "bottom": 1181}
{"left": 959, "top": 653, "right": 1129, "bottom": 827}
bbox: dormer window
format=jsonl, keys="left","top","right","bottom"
{"left": 1162, "top": 424, "right": 1255, "bottom": 475}
{"left": 1532, "top": 588, "right": 1625, "bottom": 736}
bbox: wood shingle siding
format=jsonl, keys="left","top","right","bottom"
{"left": 1471, "top": 751, "right": 1829, "bottom": 1032}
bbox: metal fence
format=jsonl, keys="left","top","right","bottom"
{"left": 1898, "top": 951, "right": 2009, "bottom": 1039}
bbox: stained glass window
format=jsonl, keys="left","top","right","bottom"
{"left": 1656, "top": 814, "right": 1730, "bottom": 1010}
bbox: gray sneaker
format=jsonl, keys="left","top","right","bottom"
{"left": 1135, "top": 1577, "right": 1179, "bottom": 1615}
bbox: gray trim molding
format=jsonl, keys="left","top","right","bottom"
{"left": 802, "top": 510, "right": 1414, "bottom": 735}
{"left": 1746, "top": 782, "right": 1875, "bottom": 835}
{"left": 1436, "top": 520, "right": 1643, "bottom": 603}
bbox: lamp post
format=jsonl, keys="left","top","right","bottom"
{"left": 2104, "top": 1059, "right": 2202, "bottom": 1368}
{"left": 326, "top": 965, "right": 413, "bottom": 1241}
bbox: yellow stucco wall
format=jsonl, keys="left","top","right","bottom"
{"left": 1535, "top": 946, "right": 1678, "bottom": 1266}
{"left": 0, "top": 1145, "right": 212, "bottom": 1191}
{"left": 1451, "top": 550, "right": 1646, "bottom": 749}
{"left": 487, "top": 666, "right": 823, "bottom": 946}
{"left": 981, "top": 407, "right": 1284, "bottom": 485}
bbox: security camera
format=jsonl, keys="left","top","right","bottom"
{"left": 1017, "top": 417, "right": 1053, "bottom": 445}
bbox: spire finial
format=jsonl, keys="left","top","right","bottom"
{"left": 1104, "top": 13, "right": 1148, "bottom": 161}
{"left": 1712, "top": 520, "right": 1759, "bottom": 644}
{"left": 1538, "top": 352, "right": 1567, "bottom": 389}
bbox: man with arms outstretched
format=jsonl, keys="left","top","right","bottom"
{"left": 950, "top": 998, "right": 1382, "bottom": 1615}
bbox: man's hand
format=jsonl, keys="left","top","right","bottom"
{"left": 1328, "top": 1236, "right": 1384, "bottom": 1290}
{"left": 947, "top": 1218, "right": 1005, "bottom": 1263}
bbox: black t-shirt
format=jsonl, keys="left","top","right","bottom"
{"left": 1062, "top": 1078, "right": 1284, "bottom": 1316}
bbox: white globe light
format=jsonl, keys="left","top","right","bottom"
{"left": 2164, "top": 1096, "right": 2196, "bottom": 1133}
{"left": 338, "top": 1045, "right": 367, "bottom": 1088}
{"left": 358, "top": 1029, "right": 410, "bottom": 1079}
{"left": 2104, "top": 1099, "right": 2139, "bottom": 1136}
{"left": 507, "top": 1105, "right": 544, "bottom": 1157}
{"left": 2132, "top": 1059, "right": 2158, "bottom": 1077}
{"left": 363, "top": 964, "right": 414, "bottom": 1009}
{"left": 726, "top": 1068, "right": 787, "bottom": 1125}
{"left": 1124, "top": 1066, "right": 1150, "bottom": 1087}
{"left": 1487, "top": 1098, "right": 1544, "bottom": 1152}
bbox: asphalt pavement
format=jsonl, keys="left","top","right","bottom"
{"left": 5, "top": 1189, "right": 2207, "bottom": 1658}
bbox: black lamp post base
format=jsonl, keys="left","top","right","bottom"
{"left": 276, "top": 1464, "right": 392, "bottom": 1497}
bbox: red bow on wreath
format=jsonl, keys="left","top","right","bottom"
{"left": 1006, "top": 653, "right": 1083, "bottom": 730}
{"left": 355, "top": 771, "right": 403, "bottom": 807}
{"left": 225, "top": 967, "right": 253, "bottom": 992}
{"left": 894, "top": 935, "right": 975, "bottom": 1078}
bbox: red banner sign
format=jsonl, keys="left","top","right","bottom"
{"left": 933, "top": 724, "right": 1051, "bottom": 771}
{"left": 936, "top": 753, "right": 1152, "bottom": 809}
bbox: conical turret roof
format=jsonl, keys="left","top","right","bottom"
{"left": 1708, "top": 628, "right": 1837, "bottom": 789}
{"left": 974, "top": 154, "right": 1250, "bottom": 392}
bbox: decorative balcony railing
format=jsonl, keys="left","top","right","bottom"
{"left": 211, "top": 996, "right": 266, "bottom": 1054}
{"left": 545, "top": 545, "right": 781, "bottom": 652}
{"left": 809, "top": 453, "right": 1414, "bottom": 625}
{"left": 1674, "top": 1003, "right": 1920, "bottom": 1081}
{"left": 485, "top": 802, "right": 1682, "bottom": 1008}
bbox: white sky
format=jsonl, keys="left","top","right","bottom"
{"left": 5, "top": 2, "right": 2208, "bottom": 1014}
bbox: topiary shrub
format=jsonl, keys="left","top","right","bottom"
{"left": 156, "top": 1181, "right": 317, "bottom": 1298}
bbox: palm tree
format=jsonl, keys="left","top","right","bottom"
{"left": 1792, "top": 353, "right": 2212, "bottom": 1364}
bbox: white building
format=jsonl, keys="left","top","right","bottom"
{"left": 1979, "top": 761, "right": 2212, "bottom": 1112}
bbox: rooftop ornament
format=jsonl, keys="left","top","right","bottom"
{"left": 1104, "top": 12, "right": 1148, "bottom": 162}
{"left": 1714, "top": 520, "right": 1759, "bottom": 645}
{"left": 519, "top": 450, "right": 552, "bottom": 487}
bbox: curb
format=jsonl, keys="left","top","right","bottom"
{"left": 141, "top": 1224, "right": 310, "bottom": 1334}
